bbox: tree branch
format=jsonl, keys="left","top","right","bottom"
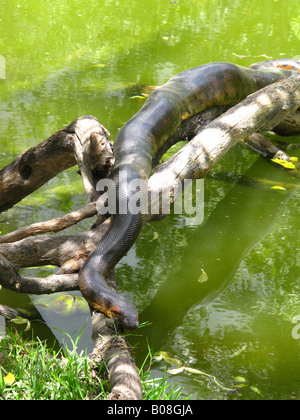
{"left": 89, "top": 307, "right": 143, "bottom": 400}
{"left": 0, "top": 202, "right": 97, "bottom": 244}
{"left": 0, "top": 115, "right": 113, "bottom": 212}
{"left": 147, "top": 74, "right": 300, "bottom": 220}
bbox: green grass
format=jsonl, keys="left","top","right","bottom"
{"left": 139, "top": 345, "right": 182, "bottom": 400}
{"left": 0, "top": 328, "right": 182, "bottom": 400}
{"left": 0, "top": 328, "right": 107, "bottom": 400}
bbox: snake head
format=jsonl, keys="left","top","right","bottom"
{"left": 109, "top": 298, "right": 139, "bottom": 331}
{"left": 78, "top": 265, "right": 139, "bottom": 330}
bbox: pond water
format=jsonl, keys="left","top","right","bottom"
{"left": 0, "top": 0, "right": 300, "bottom": 400}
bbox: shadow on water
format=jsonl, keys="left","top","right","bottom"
{"left": 131, "top": 154, "right": 300, "bottom": 360}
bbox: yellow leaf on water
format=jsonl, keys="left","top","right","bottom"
{"left": 197, "top": 269, "right": 208, "bottom": 283}
{"left": 251, "top": 385, "right": 263, "bottom": 396}
{"left": 270, "top": 158, "right": 296, "bottom": 170}
{"left": 230, "top": 344, "right": 247, "bottom": 357}
{"left": 11, "top": 317, "right": 28, "bottom": 325}
{"left": 185, "top": 367, "right": 210, "bottom": 376}
{"left": 11, "top": 316, "right": 31, "bottom": 331}
{"left": 151, "top": 232, "right": 159, "bottom": 241}
{"left": 154, "top": 351, "right": 181, "bottom": 366}
{"left": 271, "top": 185, "right": 287, "bottom": 191}
{"left": 4, "top": 372, "right": 15, "bottom": 386}
{"left": 130, "top": 95, "right": 146, "bottom": 100}
{"left": 167, "top": 367, "right": 185, "bottom": 375}
{"left": 290, "top": 156, "right": 298, "bottom": 162}
{"left": 234, "top": 376, "right": 246, "bottom": 383}
{"left": 91, "top": 64, "right": 107, "bottom": 68}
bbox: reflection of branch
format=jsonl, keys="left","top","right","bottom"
{"left": 140, "top": 156, "right": 300, "bottom": 350}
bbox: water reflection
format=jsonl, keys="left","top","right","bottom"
{"left": 131, "top": 157, "right": 300, "bottom": 354}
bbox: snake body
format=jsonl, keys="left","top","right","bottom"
{"left": 79, "top": 59, "right": 300, "bottom": 330}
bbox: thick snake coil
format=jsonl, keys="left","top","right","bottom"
{"left": 79, "top": 58, "right": 300, "bottom": 330}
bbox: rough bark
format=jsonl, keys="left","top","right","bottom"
{"left": 0, "top": 304, "right": 19, "bottom": 321}
{"left": 0, "top": 115, "right": 113, "bottom": 212}
{"left": 86, "top": 270, "right": 143, "bottom": 399}
{"left": 89, "top": 293, "right": 143, "bottom": 400}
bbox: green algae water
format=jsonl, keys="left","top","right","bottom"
{"left": 0, "top": 0, "right": 300, "bottom": 399}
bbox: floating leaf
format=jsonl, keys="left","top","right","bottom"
{"left": 271, "top": 185, "right": 287, "bottom": 191}
{"left": 197, "top": 269, "right": 208, "bottom": 283}
{"left": 212, "top": 376, "right": 236, "bottom": 391}
{"left": 151, "top": 232, "right": 159, "bottom": 241}
{"left": 11, "top": 317, "right": 28, "bottom": 324}
{"left": 11, "top": 317, "right": 31, "bottom": 331}
{"left": 130, "top": 95, "right": 146, "bottom": 101}
{"left": 168, "top": 365, "right": 238, "bottom": 392}
{"left": 91, "top": 64, "right": 107, "bottom": 68}
{"left": 185, "top": 367, "right": 210, "bottom": 376}
{"left": 234, "top": 376, "right": 246, "bottom": 383}
{"left": 250, "top": 385, "right": 263, "bottom": 396}
{"left": 270, "top": 158, "right": 296, "bottom": 170}
{"left": 3, "top": 372, "right": 15, "bottom": 386}
{"left": 290, "top": 156, "right": 298, "bottom": 162}
{"left": 167, "top": 367, "right": 185, "bottom": 375}
{"left": 154, "top": 350, "right": 167, "bottom": 361}
{"left": 230, "top": 344, "right": 247, "bottom": 357}
{"left": 154, "top": 351, "right": 181, "bottom": 366}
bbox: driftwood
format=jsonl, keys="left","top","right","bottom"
{"left": 0, "top": 73, "right": 300, "bottom": 399}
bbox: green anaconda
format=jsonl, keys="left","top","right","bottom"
{"left": 78, "top": 58, "right": 300, "bottom": 330}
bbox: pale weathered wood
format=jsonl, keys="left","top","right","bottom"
{"left": 0, "top": 304, "right": 19, "bottom": 320}
{"left": 89, "top": 306, "right": 143, "bottom": 400}
{"left": 147, "top": 74, "right": 300, "bottom": 219}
